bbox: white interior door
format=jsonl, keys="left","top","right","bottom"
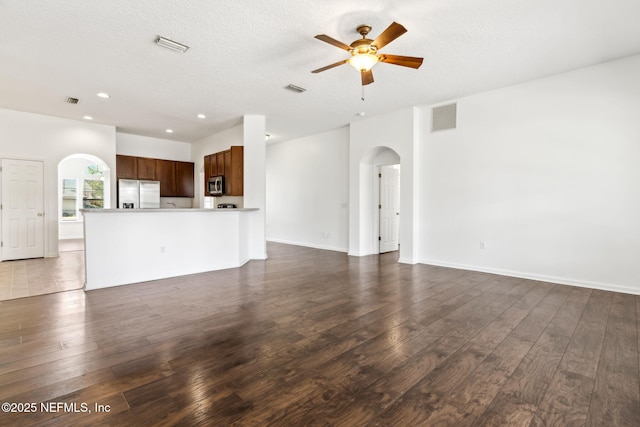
{"left": 379, "top": 165, "right": 400, "bottom": 253}
{"left": 1, "top": 159, "right": 45, "bottom": 260}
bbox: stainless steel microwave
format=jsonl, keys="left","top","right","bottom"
{"left": 208, "top": 176, "right": 224, "bottom": 196}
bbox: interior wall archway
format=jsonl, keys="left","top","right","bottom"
{"left": 348, "top": 107, "right": 420, "bottom": 264}
{"left": 57, "top": 153, "right": 111, "bottom": 240}
{"left": 355, "top": 146, "right": 401, "bottom": 256}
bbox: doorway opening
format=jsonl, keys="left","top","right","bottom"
{"left": 378, "top": 164, "right": 400, "bottom": 253}
{"left": 353, "top": 146, "right": 402, "bottom": 257}
{"left": 57, "top": 154, "right": 111, "bottom": 251}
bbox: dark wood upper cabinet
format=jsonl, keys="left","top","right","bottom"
{"left": 226, "top": 146, "right": 244, "bottom": 196}
{"left": 203, "top": 154, "right": 212, "bottom": 185}
{"left": 155, "top": 159, "right": 176, "bottom": 197}
{"left": 216, "top": 151, "right": 225, "bottom": 177}
{"left": 203, "top": 154, "right": 214, "bottom": 196}
{"left": 117, "top": 155, "right": 194, "bottom": 198}
{"left": 203, "top": 146, "right": 243, "bottom": 197}
{"left": 116, "top": 155, "right": 137, "bottom": 179}
{"left": 137, "top": 157, "right": 156, "bottom": 180}
{"left": 175, "top": 161, "right": 194, "bottom": 198}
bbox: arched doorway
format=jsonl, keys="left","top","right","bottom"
{"left": 57, "top": 154, "right": 111, "bottom": 249}
{"left": 352, "top": 146, "right": 401, "bottom": 256}
{"left": 348, "top": 108, "right": 420, "bottom": 264}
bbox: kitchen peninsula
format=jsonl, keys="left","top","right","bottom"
{"left": 82, "top": 208, "right": 258, "bottom": 290}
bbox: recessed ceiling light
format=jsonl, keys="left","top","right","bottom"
{"left": 83, "top": 115, "right": 93, "bottom": 120}
{"left": 197, "top": 113, "right": 206, "bottom": 119}
{"left": 155, "top": 36, "right": 190, "bottom": 53}
{"left": 97, "top": 92, "right": 110, "bottom": 99}
{"left": 165, "top": 129, "right": 174, "bottom": 133}
{"left": 356, "top": 112, "right": 366, "bottom": 116}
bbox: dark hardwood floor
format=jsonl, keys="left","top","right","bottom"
{"left": 0, "top": 242, "right": 638, "bottom": 426}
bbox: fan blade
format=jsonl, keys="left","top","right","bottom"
{"left": 311, "top": 59, "right": 349, "bottom": 73}
{"left": 371, "top": 22, "right": 407, "bottom": 50}
{"left": 361, "top": 69, "right": 374, "bottom": 86}
{"left": 379, "top": 54, "right": 423, "bottom": 69}
{"left": 314, "top": 34, "right": 352, "bottom": 51}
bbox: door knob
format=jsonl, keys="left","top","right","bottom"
{"left": 37, "top": 212, "right": 43, "bottom": 216}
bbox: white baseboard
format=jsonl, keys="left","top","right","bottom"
{"left": 347, "top": 251, "right": 371, "bottom": 257}
{"left": 419, "top": 258, "right": 640, "bottom": 296}
{"left": 267, "top": 238, "right": 348, "bottom": 253}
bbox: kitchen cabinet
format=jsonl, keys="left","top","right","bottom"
{"left": 225, "top": 146, "right": 244, "bottom": 196}
{"left": 203, "top": 146, "right": 243, "bottom": 197}
{"left": 155, "top": 159, "right": 176, "bottom": 197}
{"left": 137, "top": 157, "right": 156, "bottom": 180}
{"left": 203, "top": 154, "right": 217, "bottom": 196}
{"left": 203, "top": 154, "right": 211, "bottom": 183}
{"left": 116, "top": 155, "right": 137, "bottom": 179}
{"left": 217, "top": 152, "right": 225, "bottom": 177}
{"left": 116, "top": 155, "right": 194, "bottom": 198}
{"left": 175, "top": 161, "right": 194, "bottom": 197}
{"left": 210, "top": 154, "right": 218, "bottom": 177}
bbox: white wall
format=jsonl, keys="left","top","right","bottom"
{"left": 116, "top": 133, "right": 191, "bottom": 161}
{"left": 266, "top": 127, "right": 349, "bottom": 252}
{"left": 420, "top": 54, "right": 640, "bottom": 294}
{"left": 191, "top": 125, "right": 244, "bottom": 208}
{"left": 0, "top": 109, "right": 116, "bottom": 257}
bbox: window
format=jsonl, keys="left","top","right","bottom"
{"left": 83, "top": 179, "right": 104, "bottom": 209}
{"left": 60, "top": 164, "right": 105, "bottom": 221}
{"left": 61, "top": 178, "right": 78, "bottom": 221}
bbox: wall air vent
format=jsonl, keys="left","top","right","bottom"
{"left": 65, "top": 97, "right": 79, "bottom": 104}
{"left": 285, "top": 84, "right": 306, "bottom": 93}
{"left": 431, "top": 103, "right": 457, "bottom": 132}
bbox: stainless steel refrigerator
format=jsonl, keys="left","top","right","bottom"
{"left": 118, "top": 179, "right": 160, "bottom": 209}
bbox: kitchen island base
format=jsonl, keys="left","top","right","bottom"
{"left": 82, "top": 208, "right": 258, "bottom": 290}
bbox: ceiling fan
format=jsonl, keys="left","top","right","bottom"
{"left": 312, "top": 22, "right": 423, "bottom": 86}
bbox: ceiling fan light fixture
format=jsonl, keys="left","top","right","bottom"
{"left": 312, "top": 22, "right": 422, "bottom": 87}
{"left": 348, "top": 53, "right": 379, "bottom": 72}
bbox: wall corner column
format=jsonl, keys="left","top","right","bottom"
{"left": 243, "top": 115, "right": 267, "bottom": 260}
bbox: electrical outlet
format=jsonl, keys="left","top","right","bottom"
{"left": 160, "top": 246, "right": 165, "bottom": 253}
{"left": 480, "top": 241, "right": 486, "bottom": 249}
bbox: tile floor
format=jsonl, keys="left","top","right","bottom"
{"left": 0, "top": 239, "right": 84, "bottom": 301}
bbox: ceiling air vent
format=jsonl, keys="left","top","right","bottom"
{"left": 431, "top": 103, "right": 457, "bottom": 132}
{"left": 65, "top": 97, "right": 80, "bottom": 104}
{"left": 285, "top": 84, "right": 306, "bottom": 93}
{"left": 155, "top": 36, "right": 190, "bottom": 53}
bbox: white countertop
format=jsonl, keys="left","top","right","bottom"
{"left": 81, "top": 208, "right": 258, "bottom": 214}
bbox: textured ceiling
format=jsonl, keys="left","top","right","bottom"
{"left": 1, "top": 0, "right": 640, "bottom": 144}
